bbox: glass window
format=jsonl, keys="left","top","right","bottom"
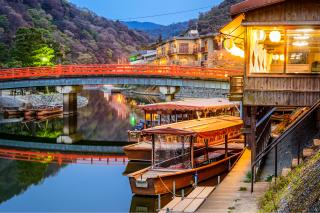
{"left": 249, "top": 27, "right": 320, "bottom": 74}
{"left": 286, "top": 29, "right": 320, "bottom": 73}
{"left": 249, "top": 27, "right": 285, "bottom": 73}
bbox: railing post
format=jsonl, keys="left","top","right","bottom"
{"left": 274, "top": 145, "right": 278, "bottom": 178}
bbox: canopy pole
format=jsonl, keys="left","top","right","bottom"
{"left": 144, "top": 110, "right": 147, "bottom": 129}
{"left": 151, "top": 134, "right": 155, "bottom": 168}
{"left": 191, "top": 136, "right": 194, "bottom": 169}
{"left": 225, "top": 134, "right": 228, "bottom": 158}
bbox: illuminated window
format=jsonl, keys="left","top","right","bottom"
{"left": 249, "top": 27, "right": 320, "bottom": 74}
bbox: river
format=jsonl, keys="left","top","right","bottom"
{"left": 0, "top": 86, "right": 221, "bottom": 212}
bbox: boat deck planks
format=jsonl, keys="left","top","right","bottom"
{"left": 160, "top": 186, "right": 215, "bottom": 213}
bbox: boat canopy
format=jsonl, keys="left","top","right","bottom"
{"left": 142, "top": 115, "right": 243, "bottom": 138}
{"left": 139, "top": 98, "right": 239, "bottom": 113}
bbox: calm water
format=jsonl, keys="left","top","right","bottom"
{"left": 0, "top": 88, "right": 160, "bottom": 141}
{"left": 0, "top": 158, "right": 150, "bottom": 212}
{"left": 0, "top": 87, "right": 221, "bottom": 212}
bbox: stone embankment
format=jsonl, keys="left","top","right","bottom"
{"left": 0, "top": 94, "right": 88, "bottom": 109}
{"left": 259, "top": 140, "right": 320, "bottom": 212}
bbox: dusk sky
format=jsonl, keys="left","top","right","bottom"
{"left": 70, "top": 0, "right": 223, "bottom": 25}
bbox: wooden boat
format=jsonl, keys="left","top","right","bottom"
{"left": 3, "top": 109, "right": 23, "bottom": 117}
{"left": 124, "top": 116, "right": 243, "bottom": 161}
{"left": 24, "top": 109, "right": 37, "bottom": 117}
{"left": 127, "top": 115, "right": 244, "bottom": 195}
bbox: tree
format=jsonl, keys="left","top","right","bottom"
{"left": 0, "top": 43, "right": 9, "bottom": 67}
{"left": 11, "top": 28, "right": 57, "bottom": 67}
{"left": 31, "top": 46, "right": 55, "bottom": 66}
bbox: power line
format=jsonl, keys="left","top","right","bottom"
{"left": 117, "top": 6, "right": 211, "bottom": 21}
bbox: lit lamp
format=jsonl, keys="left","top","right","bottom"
{"left": 223, "top": 39, "right": 244, "bottom": 58}
{"left": 269, "top": 31, "right": 281, "bottom": 42}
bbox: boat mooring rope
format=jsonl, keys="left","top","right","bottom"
{"left": 158, "top": 175, "right": 195, "bottom": 197}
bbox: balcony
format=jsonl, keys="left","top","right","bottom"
{"left": 229, "top": 76, "right": 244, "bottom": 102}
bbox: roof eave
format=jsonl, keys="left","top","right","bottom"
{"left": 230, "top": 0, "right": 286, "bottom": 16}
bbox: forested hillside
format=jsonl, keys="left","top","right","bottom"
{"left": 126, "top": 0, "right": 243, "bottom": 40}
{"left": 0, "top": 0, "right": 151, "bottom": 67}
{"left": 189, "top": 0, "right": 243, "bottom": 35}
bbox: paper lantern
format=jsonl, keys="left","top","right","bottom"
{"left": 269, "top": 31, "right": 281, "bottom": 42}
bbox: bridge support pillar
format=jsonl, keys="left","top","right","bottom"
{"left": 159, "top": 86, "right": 180, "bottom": 102}
{"left": 56, "top": 86, "right": 83, "bottom": 144}
{"left": 56, "top": 86, "right": 83, "bottom": 115}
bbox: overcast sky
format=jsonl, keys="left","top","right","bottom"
{"left": 69, "top": 0, "right": 223, "bottom": 25}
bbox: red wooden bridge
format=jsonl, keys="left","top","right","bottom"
{"left": 0, "top": 64, "right": 242, "bottom": 81}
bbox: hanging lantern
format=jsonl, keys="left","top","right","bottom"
{"left": 269, "top": 31, "right": 281, "bottom": 42}
{"left": 223, "top": 39, "right": 244, "bottom": 58}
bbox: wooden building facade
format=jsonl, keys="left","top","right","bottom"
{"left": 226, "top": 0, "right": 320, "bottom": 167}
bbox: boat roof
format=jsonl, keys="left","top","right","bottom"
{"left": 142, "top": 115, "right": 243, "bottom": 138}
{"left": 139, "top": 98, "right": 239, "bottom": 113}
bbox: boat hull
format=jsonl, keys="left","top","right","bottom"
{"left": 128, "top": 151, "right": 242, "bottom": 195}
{"left": 123, "top": 145, "right": 151, "bottom": 162}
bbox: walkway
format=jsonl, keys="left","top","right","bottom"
{"left": 197, "top": 149, "right": 269, "bottom": 213}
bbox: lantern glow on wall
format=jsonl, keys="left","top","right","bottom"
{"left": 269, "top": 31, "right": 281, "bottom": 42}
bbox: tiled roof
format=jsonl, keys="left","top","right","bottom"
{"left": 230, "top": 0, "right": 286, "bottom": 15}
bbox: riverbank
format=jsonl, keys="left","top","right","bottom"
{"left": 0, "top": 94, "right": 88, "bottom": 109}
{"left": 259, "top": 148, "right": 320, "bottom": 212}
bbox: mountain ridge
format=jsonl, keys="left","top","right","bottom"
{"left": 0, "top": 0, "right": 151, "bottom": 66}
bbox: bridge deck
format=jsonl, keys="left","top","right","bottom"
{"left": 0, "top": 65, "right": 242, "bottom": 89}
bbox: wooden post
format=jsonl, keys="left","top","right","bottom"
{"left": 144, "top": 110, "right": 147, "bottom": 129}
{"left": 274, "top": 144, "right": 278, "bottom": 178}
{"left": 225, "top": 134, "right": 228, "bottom": 158}
{"left": 190, "top": 136, "right": 194, "bottom": 169}
{"left": 151, "top": 134, "right": 155, "bottom": 168}
{"left": 150, "top": 113, "right": 153, "bottom": 127}
{"left": 205, "top": 139, "right": 209, "bottom": 162}
{"left": 159, "top": 114, "right": 162, "bottom": 126}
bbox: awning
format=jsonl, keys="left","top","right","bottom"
{"left": 142, "top": 127, "right": 196, "bottom": 136}
{"left": 141, "top": 116, "right": 243, "bottom": 138}
{"left": 220, "top": 14, "right": 245, "bottom": 46}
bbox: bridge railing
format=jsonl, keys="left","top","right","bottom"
{"left": 0, "top": 64, "right": 243, "bottom": 81}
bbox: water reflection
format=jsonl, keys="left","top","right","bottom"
{"left": 0, "top": 88, "right": 159, "bottom": 142}
{"left": 0, "top": 148, "right": 133, "bottom": 212}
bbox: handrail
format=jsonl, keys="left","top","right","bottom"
{"left": 251, "top": 98, "right": 320, "bottom": 192}
{"left": 0, "top": 64, "right": 243, "bottom": 81}
{"left": 256, "top": 108, "right": 276, "bottom": 128}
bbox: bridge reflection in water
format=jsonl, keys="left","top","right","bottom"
{"left": 0, "top": 147, "right": 128, "bottom": 165}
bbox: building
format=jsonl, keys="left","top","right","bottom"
{"left": 129, "top": 50, "right": 157, "bottom": 65}
{"left": 225, "top": 0, "right": 320, "bottom": 175}
{"left": 154, "top": 31, "right": 220, "bottom": 67}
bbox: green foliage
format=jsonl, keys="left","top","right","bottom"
{"left": 17, "top": 161, "right": 48, "bottom": 187}
{"left": 0, "top": 15, "right": 9, "bottom": 29}
{"left": 0, "top": 42, "right": 9, "bottom": 67}
{"left": 11, "top": 27, "right": 57, "bottom": 67}
{"left": 31, "top": 46, "right": 55, "bottom": 66}
{"left": 244, "top": 171, "right": 252, "bottom": 183}
{"left": 28, "top": 9, "right": 55, "bottom": 30}
{"left": 259, "top": 151, "right": 320, "bottom": 212}
{"left": 239, "top": 186, "right": 247, "bottom": 191}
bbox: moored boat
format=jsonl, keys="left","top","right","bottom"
{"left": 127, "top": 115, "right": 244, "bottom": 195}
{"left": 36, "top": 107, "right": 62, "bottom": 117}
{"left": 124, "top": 116, "right": 243, "bottom": 161}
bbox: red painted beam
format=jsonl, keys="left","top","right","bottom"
{"left": 0, "top": 64, "right": 243, "bottom": 81}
